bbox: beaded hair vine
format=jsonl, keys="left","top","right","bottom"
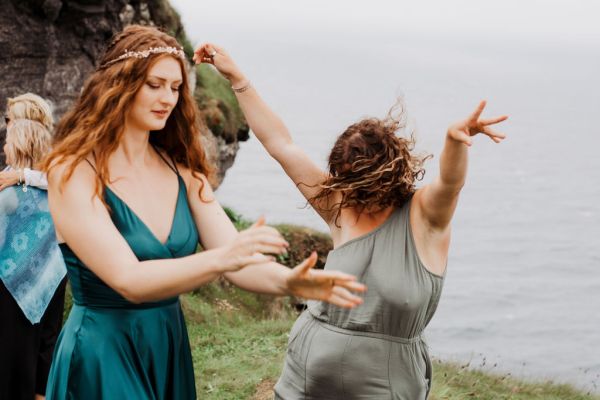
{"left": 98, "top": 46, "right": 186, "bottom": 69}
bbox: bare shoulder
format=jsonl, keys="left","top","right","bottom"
{"left": 177, "top": 165, "right": 215, "bottom": 201}
{"left": 47, "top": 157, "right": 97, "bottom": 193}
{"left": 47, "top": 157, "right": 103, "bottom": 243}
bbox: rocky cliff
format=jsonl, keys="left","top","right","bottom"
{"left": 0, "top": 0, "right": 248, "bottom": 185}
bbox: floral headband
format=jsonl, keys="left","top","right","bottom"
{"left": 98, "top": 46, "right": 186, "bottom": 69}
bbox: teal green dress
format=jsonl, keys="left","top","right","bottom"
{"left": 46, "top": 163, "right": 199, "bottom": 399}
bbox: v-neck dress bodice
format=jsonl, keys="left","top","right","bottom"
{"left": 46, "top": 172, "right": 200, "bottom": 399}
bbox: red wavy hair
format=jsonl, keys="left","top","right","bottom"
{"left": 42, "top": 25, "right": 214, "bottom": 202}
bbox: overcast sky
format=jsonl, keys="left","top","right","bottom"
{"left": 170, "top": 0, "right": 600, "bottom": 45}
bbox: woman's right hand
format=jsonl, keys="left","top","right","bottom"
{"left": 217, "top": 216, "right": 289, "bottom": 273}
{"left": 0, "top": 169, "right": 20, "bottom": 191}
{"left": 192, "top": 43, "right": 247, "bottom": 87}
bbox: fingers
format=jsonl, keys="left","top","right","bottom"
{"left": 310, "top": 270, "right": 367, "bottom": 293}
{"left": 482, "top": 126, "right": 506, "bottom": 143}
{"left": 193, "top": 43, "right": 216, "bottom": 65}
{"left": 243, "top": 222, "right": 282, "bottom": 241}
{"left": 245, "top": 227, "right": 289, "bottom": 249}
{"left": 250, "top": 215, "right": 266, "bottom": 229}
{"left": 312, "top": 270, "right": 367, "bottom": 292}
{"left": 237, "top": 253, "right": 276, "bottom": 268}
{"left": 192, "top": 44, "right": 205, "bottom": 64}
{"left": 468, "top": 100, "right": 487, "bottom": 122}
{"left": 327, "top": 293, "right": 360, "bottom": 309}
{"left": 332, "top": 286, "right": 363, "bottom": 305}
{"left": 239, "top": 222, "right": 289, "bottom": 254}
{"left": 326, "top": 286, "right": 364, "bottom": 308}
{"left": 451, "top": 130, "right": 472, "bottom": 147}
{"left": 297, "top": 252, "right": 318, "bottom": 274}
{"left": 480, "top": 115, "right": 508, "bottom": 126}
{"left": 333, "top": 279, "right": 367, "bottom": 293}
{"left": 193, "top": 43, "right": 228, "bottom": 65}
{"left": 245, "top": 235, "right": 288, "bottom": 255}
{"left": 311, "top": 270, "right": 356, "bottom": 283}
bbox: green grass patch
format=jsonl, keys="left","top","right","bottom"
{"left": 430, "top": 361, "right": 598, "bottom": 399}
{"left": 182, "top": 289, "right": 294, "bottom": 399}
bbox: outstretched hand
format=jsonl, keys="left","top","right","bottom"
{"left": 286, "top": 252, "right": 366, "bottom": 308}
{"left": 447, "top": 101, "right": 508, "bottom": 146}
{"left": 220, "top": 216, "right": 289, "bottom": 273}
{"left": 192, "top": 43, "right": 246, "bottom": 86}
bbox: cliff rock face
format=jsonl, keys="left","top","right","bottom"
{"left": 0, "top": 0, "right": 247, "bottom": 186}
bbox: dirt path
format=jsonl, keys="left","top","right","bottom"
{"left": 251, "top": 378, "right": 276, "bottom": 400}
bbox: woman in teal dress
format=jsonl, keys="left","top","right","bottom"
{"left": 42, "top": 25, "right": 365, "bottom": 400}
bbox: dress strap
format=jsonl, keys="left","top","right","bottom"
{"left": 152, "top": 144, "right": 180, "bottom": 176}
{"left": 84, "top": 158, "right": 98, "bottom": 173}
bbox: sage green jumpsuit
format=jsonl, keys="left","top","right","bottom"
{"left": 275, "top": 199, "right": 445, "bottom": 399}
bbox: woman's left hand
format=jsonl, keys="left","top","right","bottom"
{"left": 0, "top": 169, "right": 19, "bottom": 191}
{"left": 285, "top": 252, "right": 366, "bottom": 308}
{"left": 192, "top": 43, "right": 247, "bottom": 87}
{"left": 447, "top": 100, "right": 508, "bottom": 146}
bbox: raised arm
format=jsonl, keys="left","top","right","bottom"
{"left": 180, "top": 167, "right": 365, "bottom": 308}
{"left": 47, "top": 161, "right": 286, "bottom": 303}
{"left": 415, "top": 101, "right": 508, "bottom": 230}
{"left": 193, "top": 44, "right": 336, "bottom": 222}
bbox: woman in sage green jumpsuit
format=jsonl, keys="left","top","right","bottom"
{"left": 275, "top": 201, "right": 443, "bottom": 399}
{"left": 199, "top": 42, "right": 508, "bottom": 399}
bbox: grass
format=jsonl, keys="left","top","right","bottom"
{"left": 183, "top": 285, "right": 292, "bottom": 399}
{"left": 430, "top": 361, "right": 598, "bottom": 400}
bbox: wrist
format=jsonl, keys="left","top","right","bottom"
{"left": 213, "top": 247, "right": 232, "bottom": 275}
{"left": 279, "top": 266, "right": 294, "bottom": 296}
{"left": 446, "top": 128, "right": 467, "bottom": 145}
{"left": 446, "top": 128, "right": 457, "bottom": 140}
{"left": 230, "top": 74, "right": 248, "bottom": 88}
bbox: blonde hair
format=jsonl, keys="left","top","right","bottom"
{"left": 7, "top": 93, "right": 54, "bottom": 131}
{"left": 5, "top": 119, "right": 52, "bottom": 169}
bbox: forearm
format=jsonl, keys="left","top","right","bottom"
{"left": 224, "top": 261, "right": 291, "bottom": 296}
{"left": 232, "top": 75, "right": 293, "bottom": 159}
{"left": 120, "top": 247, "right": 228, "bottom": 303}
{"left": 439, "top": 133, "right": 469, "bottom": 190}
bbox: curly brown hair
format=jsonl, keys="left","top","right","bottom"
{"left": 42, "top": 25, "right": 214, "bottom": 203}
{"left": 309, "top": 99, "right": 432, "bottom": 225}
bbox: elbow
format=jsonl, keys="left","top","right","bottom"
{"left": 266, "top": 138, "right": 293, "bottom": 160}
{"left": 439, "top": 178, "right": 465, "bottom": 195}
{"left": 112, "top": 273, "right": 145, "bottom": 304}
{"left": 121, "top": 291, "right": 145, "bottom": 304}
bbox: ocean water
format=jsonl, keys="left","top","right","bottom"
{"left": 175, "top": 10, "right": 600, "bottom": 391}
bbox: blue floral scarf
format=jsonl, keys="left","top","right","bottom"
{"left": 0, "top": 185, "right": 66, "bottom": 324}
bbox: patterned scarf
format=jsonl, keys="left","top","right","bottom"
{"left": 0, "top": 185, "right": 66, "bottom": 324}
